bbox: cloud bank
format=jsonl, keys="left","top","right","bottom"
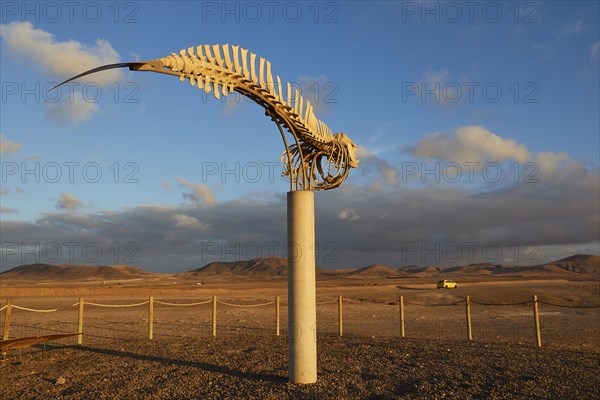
{"left": 0, "top": 21, "right": 121, "bottom": 84}
{"left": 412, "top": 126, "right": 531, "bottom": 164}
{"left": 56, "top": 193, "right": 84, "bottom": 210}
{"left": 1, "top": 22, "right": 121, "bottom": 123}
{"left": 176, "top": 177, "right": 217, "bottom": 206}
{"left": 1, "top": 127, "right": 597, "bottom": 272}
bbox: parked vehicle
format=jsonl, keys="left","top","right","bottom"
{"left": 437, "top": 279, "right": 458, "bottom": 289}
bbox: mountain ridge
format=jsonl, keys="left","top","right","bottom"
{"left": 0, "top": 263, "right": 150, "bottom": 281}
{"left": 1, "top": 254, "right": 598, "bottom": 281}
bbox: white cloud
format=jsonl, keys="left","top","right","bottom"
{"left": 416, "top": 69, "right": 461, "bottom": 107}
{"left": 581, "top": 40, "right": 600, "bottom": 77}
{"left": 297, "top": 74, "right": 335, "bottom": 115}
{"left": 172, "top": 214, "right": 210, "bottom": 230}
{"left": 338, "top": 208, "right": 360, "bottom": 221}
{"left": 533, "top": 42, "right": 557, "bottom": 59}
{"left": 561, "top": 11, "right": 595, "bottom": 37}
{"left": 1, "top": 22, "right": 122, "bottom": 123}
{"left": 562, "top": 17, "right": 586, "bottom": 35}
{"left": 56, "top": 193, "right": 83, "bottom": 210}
{"left": 410, "top": 126, "right": 595, "bottom": 186}
{"left": 46, "top": 93, "right": 100, "bottom": 123}
{"left": 176, "top": 177, "right": 216, "bottom": 206}
{"left": 0, "top": 21, "right": 121, "bottom": 85}
{"left": 535, "top": 152, "right": 570, "bottom": 175}
{"left": 421, "top": 69, "right": 449, "bottom": 83}
{"left": 590, "top": 40, "right": 600, "bottom": 62}
{"left": 412, "top": 126, "right": 531, "bottom": 164}
{"left": 0, "top": 134, "right": 22, "bottom": 154}
{"left": 356, "top": 146, "right": 398, "bottom": 186}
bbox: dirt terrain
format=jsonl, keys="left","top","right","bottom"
{"left": 0, "top": 256, "right": 598, "bottom": 399}
{"left": 2, "top": 335, "right": 599, "bottom": 400}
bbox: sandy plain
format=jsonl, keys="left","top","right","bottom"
{"left": 1, "top": 273, "right": 599, "bottom": 399}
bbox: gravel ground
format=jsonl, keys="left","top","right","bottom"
{"left": 1, "top": 336, "right": 598, "bottom": 400}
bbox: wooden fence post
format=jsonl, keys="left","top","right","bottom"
{"left": 276, "top": 296, "right": 280, "bottom": 336}
{"left": 338, "top": 295, "right": 343, "bottom": 337}
{"left": 399, "top": 295, "right": 405, "bottom": 338}
{"left": 466, "top": 295, "right": 473, "bottom": 341}
{"left": 2, "top": 299, "right": 12, "bottom": 341}
{"left": 212, "top": 295, "right": 217, "bottom": 337}
{"left": 533, "top": 294, "right": 542, "bottom": 347}
{"left": 148, "top": 296, "right": 154, "bottom": 340}
{"left": 77, "top": 297, "right": 84, "bottom": 345}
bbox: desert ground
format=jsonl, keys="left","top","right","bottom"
{"left": 1, "top": 258, "right": 599, "bottom": 399}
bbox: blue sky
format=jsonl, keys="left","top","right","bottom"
{"left": 1, "top": 1, "right": 599, "bottom": 272}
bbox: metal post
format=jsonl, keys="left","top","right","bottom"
{"left": 287, "top": 191, "right": 317, "bottom": 384}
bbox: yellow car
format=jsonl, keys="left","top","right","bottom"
{"left": 437, "top": 279, "right": 458, "bottom": 289}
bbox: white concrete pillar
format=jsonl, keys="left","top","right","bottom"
{"left": 287, "top": 190, "right": 317, "bottom": 383}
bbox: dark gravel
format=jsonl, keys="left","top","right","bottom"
{"left": 1, "top": 336, "right": 598, "bottom": 400}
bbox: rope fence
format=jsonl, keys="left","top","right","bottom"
{"left": 72, "top": 301, "right": 149, "bottom": 308}
{"left": 315, "top": 298, "right": 339, "bottom": 305}
{"left": 405, "top": 300, "right": 465, "bottom": 306}
{"left": 216, "top": 300, "right": 275, "bottom": 307}
{"left": 1, "top": 294, "right": 598, "bottom": 348}
{"left": 470, "top": 300, "right": 532, "bottom": 306}
{"left": 10, "top": 305, "right": 59, "bottom": 313}
{"left": 153, "top": 300, "right": 212, "bottom": 306}
{"left": 537, "top": 300, "right": 600, "bottom": 309}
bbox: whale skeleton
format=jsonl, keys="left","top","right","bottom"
{"left": 53, "top": 44, "right": 359, "bottom": 191}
